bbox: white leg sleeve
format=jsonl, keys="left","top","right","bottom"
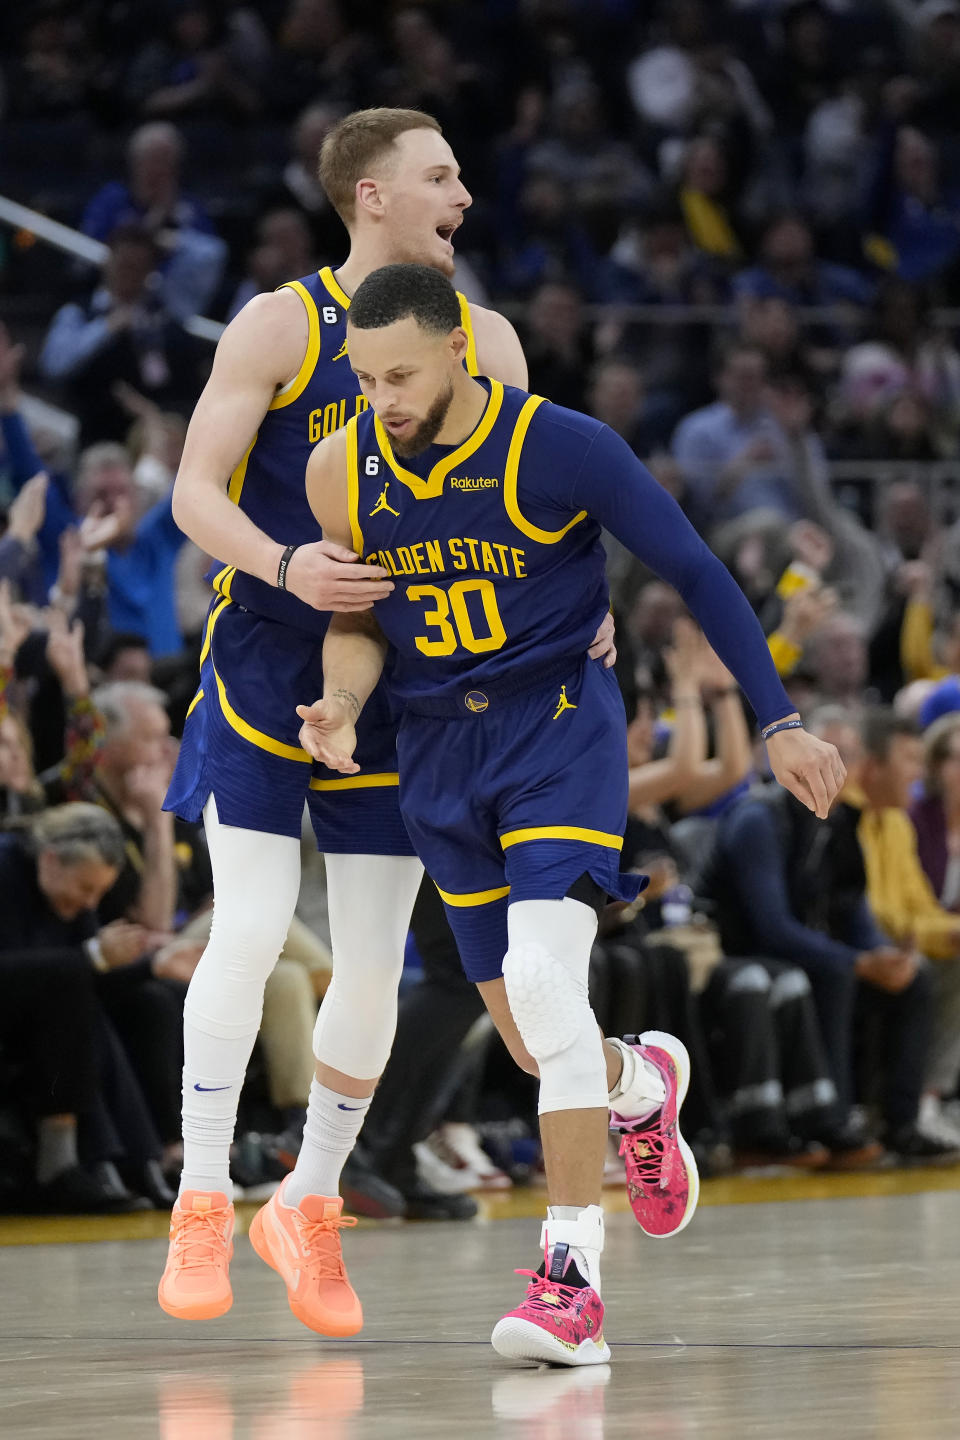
{"left": 311, "top": 852, "right": 424, "bottom": 1080}
{"left": 503, "top": 898, "right": 608, "bottom": 1116}
{"left": 180, "top": 795, "right": 303, "bottom": 1197}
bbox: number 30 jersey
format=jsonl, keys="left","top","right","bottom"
{"left": 346, "top": 379, "right": 611, "bottom": 711}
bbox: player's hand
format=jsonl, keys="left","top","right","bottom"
{"left": 296, "top": 696, "right": 359, "bottom": 773}
{"left": 765, "top": 717, "right": 846, "bottom": 819}
{"left": 284, "top": 540, "right": 394, "bottom": 612}
{"left": 588, "top": 610, "right": 617, "bottom": 668}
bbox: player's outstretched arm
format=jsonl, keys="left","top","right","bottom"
{"left": 568, "top": 424, "right": 847, "bottom": 817}
{"left": 171, "top": 291, "right": 393, "bottom": 611}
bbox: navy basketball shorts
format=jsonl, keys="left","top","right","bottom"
{"left": 396, "top": 658, "right": 645, "bottom": 983}
{"left": 164, "top": 596, "right": 415, "bottom": 855}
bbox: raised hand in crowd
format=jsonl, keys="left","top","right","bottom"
{"left": 779, "top": 584, "right": 838, "bottom": 649}
{"left": 44, "top": 608, "right": 89, "bottom": 699}
{"left": 0, "top": 578, "right": 34, "bottom": 667}
{"left": 6, "top": 472, "right": 48, "bottom": 547}
{"left": 788, "top": 519, "right": 834, "bottom": 576}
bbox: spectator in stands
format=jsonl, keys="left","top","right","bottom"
{"left": 3, "top": 9, "right": 93, "bottom": 119}
{"left": 672, "top": 344, "right": 812, "bottom": 526}
{"left": 911, "top": 714, "right": 960, "bottom": 912}
{"left": 39, "top": 225, "right": 206, "bottom": 446}
{"left": 733, "top": 213, "right": 874, "bottom": 310}
{"left": 803, "top": 611, "right": 873, "bottom": 710}
{"left": 865, "top": 127, "right": 960, "bottom": 293}
{"left": 676, "top": 135, "right": 744, "bottom": 268}
{"left": 123, "top": 4, "right": 264, "bottom": 122}
{"left": 225, "top": 208, "right": 318, "bottom": 322}
{"left": 256, "top": 101, "right": 346, "bottom": 258}
{"left": 856, "top": 710, "right": 960, "bottom": 1144}
{"left": 521, "top": 281, "right": 593, "bottom": 412}
{"left": 706, "top": 710, "right": 950, "bottom": 1163}
{"left": 0, "top": 803, "right": 144, "bottom": 1212}
{"left": 80, "top": 122, "right": 227, "bottom": 319}
{"left": 62, "top": 443, "right": 187, "bottom": 659}
{"left": 93, "top": 632, "right": 152, "bottom": 685}
{"left": 498, "top": 173, "right": 607, "bottom": 301}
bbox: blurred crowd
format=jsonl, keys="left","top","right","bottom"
{"left": 5, "top": 0, "right": 960, "bottom": 1214}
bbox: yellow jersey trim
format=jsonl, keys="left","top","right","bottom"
{"left": 309, "top": 772, "right": 399, "bottom": 792}
{"left": 435, "top": 882, "right": 511, "bottom": 908}
{"left": 185, "top": 687, "right": 204, "bottom": 719}
{"left": 504, "top": 396, "right": 587, "bottom": 545}
{"left": 199, "top": 587, "right": 232, "bottom": 668}
{"left": 458, "top": 293, "right": 479, "bottom": 376}
{"left": 319, "top": 265, "right": 351, "bottom": 309}
{"left": 374, "top": 379, "right": 505, "bottom": 500}
{"left": 269, "top": 280, "right": 321, "bottom": 410}
{"left": 345, "top": 417, "right": 364, "bottom": 557}
{"left": 227, "top": 435, "right": 257, "bottom": 505}
{"left": 500, "top": 825, "right": 623, "bottom": 852}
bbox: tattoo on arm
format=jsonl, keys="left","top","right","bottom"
{"left": 331, "top": 688, "right": 360, "bottom": 721}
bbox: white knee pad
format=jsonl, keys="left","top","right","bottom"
{"left": 311, "top": 852, "right": 423, "bottom": 1079}
{"left": 502, "top": 937, "right": 608, "bottom": 1116}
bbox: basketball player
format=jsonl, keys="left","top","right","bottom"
{"left": 157, "top": 110, "right": 615, "bottom": 1327}
{"left": 294, "top": 264, "right": 847, "bottom": 1367}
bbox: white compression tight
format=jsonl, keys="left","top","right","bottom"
{"left": 180, "top": 795, "right": 424, "bottom": 1199}
{"left": 180, "top": 796, "right": 302, "bottom": 1197}
{"left": 312, "top": 852, "right": 424, "bottom": 1079}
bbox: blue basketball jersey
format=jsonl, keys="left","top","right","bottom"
{"left": 205, "top": 266, "right": 481, "bottom": 635}
{"left": 346, "top": 380, "right": 612, "bottom": 710}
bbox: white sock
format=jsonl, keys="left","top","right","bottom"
{"left": 180, "top": 1053, "right": 246, "bottom": 1201}
{"left": 286, "top": 1078, "right": 373, "bottom": 1207}
{"left": 606, "top": 1037, "right": 665, "bottom": 1123}
{"left": 541, "top": 1203, "right": 605, "bottom": 1294}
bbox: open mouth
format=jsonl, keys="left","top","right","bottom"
{"left": 436, "top": 223, "right": 457, "bottom": 247}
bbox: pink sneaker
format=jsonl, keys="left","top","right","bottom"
{"left": 612, "top": 1030, "right": 699, "bottom": 1239}
{"left": 491, "top": 1243, "right": 611, "bottom": 1367}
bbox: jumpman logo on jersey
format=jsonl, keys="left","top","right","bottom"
{"left": 552, "top": 685, "right": 577, "bottom": 720}
{"left": 369, "top": 482, "right": 400, "bottom": 518}
{"left": 332, "top": 338, "right": 349, "bottom": 361}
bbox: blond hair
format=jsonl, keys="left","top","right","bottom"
{"left": 318, "top": 108, "right": 442, "bottom": 225}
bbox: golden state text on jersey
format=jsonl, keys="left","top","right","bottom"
{"left": 345, "top": 379, "right": 612, "bottom": 708}
{"left": 205, "top": 266, "right": 480, "bottom": 636}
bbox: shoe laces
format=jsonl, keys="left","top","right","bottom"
{"left": 619, "top": 1116, "right": 667, "bottom": 1187}
{"left": 295, "top": 1211, "right": 358, "bottom": 1279}
{"left": 172, "top": 1208, "right": 231, "bottom": 1270}
{"left": 513, "top": 1270, "right": 583, "bottom": 1319}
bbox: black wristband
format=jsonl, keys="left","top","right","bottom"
{"left": 277, "top": 544, "right": 298, "bottom": 590}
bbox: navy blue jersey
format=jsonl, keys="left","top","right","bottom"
{"left": 349, "top": 380, "right": 796, "bottom": 729}
{"left": 348, "top": 380, "right": 611, "bottom": 709}
{"left": 205, "top": 267, "right": 480, "bottom": 636}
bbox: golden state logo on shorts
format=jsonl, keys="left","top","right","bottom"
{"left": 465, "top": 691, "right": 489, "bottom": 713}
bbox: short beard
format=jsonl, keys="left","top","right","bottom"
{"left": 391, "top": 380, "right": 455, "bottom": 457}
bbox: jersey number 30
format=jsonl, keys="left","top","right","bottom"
{"left": 408, "top": 580, "right": 506, "bottom": 656}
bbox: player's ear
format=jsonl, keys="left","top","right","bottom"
{"left": 448, "top": 327, "right": 468, "bottom": 364}
{"left": 355, "top": 177, "right": 385, "bottom": 219}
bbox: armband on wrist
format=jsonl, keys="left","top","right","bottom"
{"left": 277, "top": 544, "right": 298, "bottom": 590}
{"left": 761, "top": 718, "right": 804, "bottom": 743}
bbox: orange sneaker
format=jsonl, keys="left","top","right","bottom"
{"left": 158, "top": 1190, "right": 234, "bottom": 1320}
{"left": 248, "top": 1178, "right": 362, "bottom": 1337}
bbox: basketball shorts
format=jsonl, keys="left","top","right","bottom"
{"left": 164, "top": 596, "right": 415, "bottom": 855}
{"left": 396, "top": 657, "right": 645, "bottom": 983}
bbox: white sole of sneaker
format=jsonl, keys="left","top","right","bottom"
{"left": 635, "top": 1029, "right": 701, "bottom": 1240}
{"left": 491, "top": 1316, "right": 612, "bottom": 1367}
